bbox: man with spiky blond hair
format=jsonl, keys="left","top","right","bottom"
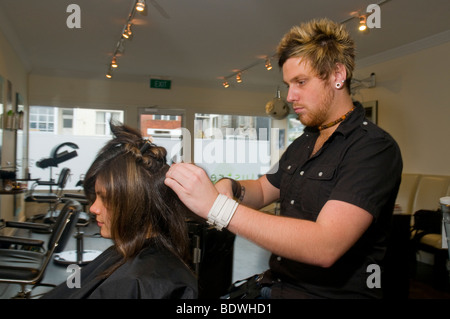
{"left": 165, "top": 19, "right": 402, "bottom": 299}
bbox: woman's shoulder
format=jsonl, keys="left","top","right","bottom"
{"left": 133, "top": 245, "right": 193, "bottom": 276}
{"left": 108, "top": 245, "right": 198, "bottom": 298}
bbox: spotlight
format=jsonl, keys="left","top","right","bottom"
{"left": 106, "top": 66, "right": 113, "bottom": 78}
{"left": 111, "top": 57, "right": 118, "bottom": 68}
{"left": 122, "top": 24, "right": 132, "bottom": 39}
{"left": 359, "top": 16, "right": 367, "bottom": 31}
{"left": 136, "top": 0, "right": 146, "bottom": 12}
{"left": 236, "top": 73, "right": 242, "bottom": 83}
{"left": 223, "top": 81, "right": 230, "bottom": 88}
{"left": 265, "top": 58, "right": 272, "bottom": 71}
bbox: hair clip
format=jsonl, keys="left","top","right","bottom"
{"left": 140, "top": 139, "right": 155, "bottom": 153}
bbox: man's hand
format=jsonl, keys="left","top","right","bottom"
{"left": 164, "top": 163, "right": 218, "bottom": 219}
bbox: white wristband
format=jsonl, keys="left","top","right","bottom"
{"left": 208, "top": 194, "right": 228, "bottom": 221}
{"left": 207, "top": 194, "right": 239, "bottom": 230}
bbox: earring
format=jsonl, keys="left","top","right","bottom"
{"left": 335, "top": 80, "right": 345, "bottom": 89}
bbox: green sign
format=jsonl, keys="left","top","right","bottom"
{"left": 150, "top": 79, "right": 171, "bottom": 90}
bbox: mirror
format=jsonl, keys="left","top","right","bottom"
{"left": 16, "top": 92, "right": 25, "bottom": 179}
{"left": 0, "top": 74, "right": 3, "bottom": 166}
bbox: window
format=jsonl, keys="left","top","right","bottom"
{"left": 29, "top": 106, "right": 55, "bottom": 132}
{"left": 62, "top": 109, "right": 73, "bottom": 129}
{"left": 29, "top": 106, "right": 124, "bottom": 189}
{"left": 95, "top": 111, "right": 121, "bottom": 135}
{"left": 139, "top": 109, "right": 184, "bottom": 163}
{"left": 95, "top": 111, "right": 106, "bottom": 135}
{"left": 194, "top": 113, "right": 274, "bottom": 182}
{"left": 287, "top": 114, "right": 305, "bottom": 145}
{"left": 153, "top": 114, "right": 177, "bottom": 121}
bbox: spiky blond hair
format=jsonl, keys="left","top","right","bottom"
{"left": 277, "top": 19, "right": 355, "bottom": 92}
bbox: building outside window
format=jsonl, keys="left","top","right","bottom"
{"left": 61, "top": 108, "right": 73, "bottom": 134}
{"left": 95, "top": 111, "right": 122, "bottom": 135}
{"left": 29, "top": 106, "right": 55, "bottom": 132}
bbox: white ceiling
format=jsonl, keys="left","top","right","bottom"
{"left": 0, "top": 0, "right": 449, "bottom": 92}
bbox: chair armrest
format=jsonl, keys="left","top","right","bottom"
{"left": 36, "top": 179, "right": 57, "bottom": 186}
{"left": 63, "top": 193, "right": 86, "bottom": 200}
{"left": 5, "top": 221, "right": 52, "bottom": 232}
{"left": 0, "top": 235, "right": 44, "bottom": 248}
{"left": 63, "top": 193, "right": 89, "bottom": 206}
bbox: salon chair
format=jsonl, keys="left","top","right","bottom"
{"left": 0, "top": 200, "right": 81, "bottom": 298}
{"left": 0, "top": 218, "right": 48, "bottom": 250}
{"left": 35, "top": 142, "right": 78, "bottom": 188}
{"left": 26, "top": 142, "right": 78, "bottom": 219}
{"left": 187, "top": 218, "right": 235, "bottom": 299}
{"left": 409, "top": 176, "right": 450, "bottom": 290}
{"left": 411, "top": 209, "right": 449, "bottom": 290}
{"left": 53, "top": 192, "right": 102, "bottom": 266}
{"left": 26, "top": 167, "right": 71, "bottom": 224}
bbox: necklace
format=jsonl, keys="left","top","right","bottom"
{"left": 317, "top": 107, "right": 355, "bottom": 131}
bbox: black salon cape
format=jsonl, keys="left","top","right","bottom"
{"left": 41, "top": 242, "right": 198, "bottom": 299}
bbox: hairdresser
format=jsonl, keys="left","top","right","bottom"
{"left": 165, "top": 19, "right": 402, "bottom": 299}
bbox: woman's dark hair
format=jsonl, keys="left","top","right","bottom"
{"left": 83, "top": 122, "right": 190, "bottom": 276}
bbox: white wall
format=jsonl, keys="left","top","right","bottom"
{"left": 354, "top": 40, "right": 450, "bottom": 175}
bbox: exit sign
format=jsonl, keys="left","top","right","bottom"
{"left": 150, "top": 79, "right": 171, "bottom": 90}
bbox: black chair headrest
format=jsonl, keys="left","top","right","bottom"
{"left": 49, "top": 200, "right": 81, "bottom": 253}
{"left": 36, "top": 142, "right": 79, "bottom": 169}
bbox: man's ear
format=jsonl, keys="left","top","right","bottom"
{"left": 333, "top": 63, "right": 347, "bottom": 84}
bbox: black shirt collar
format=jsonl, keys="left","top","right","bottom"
{"left": 304, "top": 101, "right": 365, "bottom": 138}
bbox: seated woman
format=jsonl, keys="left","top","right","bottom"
{"left": 42, "top": 123, "right": 197, "bottom": 299}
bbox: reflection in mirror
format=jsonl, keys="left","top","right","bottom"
{"left": 16, "top": 93, "right": 25, "bottom": 179}
{"left": 0, "top": 74, "right": 3, "bottom": 166}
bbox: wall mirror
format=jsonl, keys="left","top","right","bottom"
{"left": 16, "top": 92, "right": 25, "bottom": 178}
{"left": 0, "top": 74, "right": 3, "bottom": 166}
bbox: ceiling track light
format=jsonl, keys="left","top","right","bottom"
{"left": 220, "top": 58, "right": 272, "bottom": 88}
{"left": 265, "top": 58, "right": 272, "bottom": 71}
{"left": 106, "top": 65, "right": 113, "bottom": 79}
{"left": 218, "top": 1, "right": 390, "bottom": 88}
{"left": 105, "top": 0, "right": 147, "bottom": 79}
{"left": 111, "top": 57, "right": 118, "bottom": 68}
{"left": 136, "top": 0, "right": 146, "bottom": 12}
{"left": 116, "top": 39, "right": 125, "bottom": 54}
{"left": 122, "top": 23, "right": 133, "bottom": 39}
{"left": 358, "top": 15, "right": 367, "bottom": 31}
{"left": 236, "top": 73, "right": 242, "bottom": 83}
